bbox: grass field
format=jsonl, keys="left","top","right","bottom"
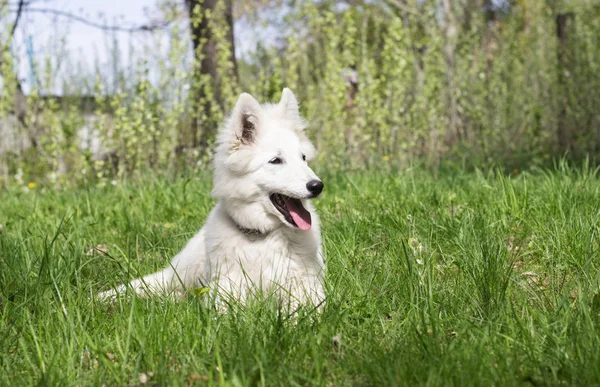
{"left": 1, "top": 163, "right": 600, "bottom": 386}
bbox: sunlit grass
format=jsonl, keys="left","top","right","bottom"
{"left": 1, "top": 164, "right": 600, "bottom": 385}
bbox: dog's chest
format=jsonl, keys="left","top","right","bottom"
{"left": 206, "top": 230, "right": 320, "bottom": 284}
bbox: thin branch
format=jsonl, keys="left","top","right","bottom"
{"left": 8, "top": 0, "right": 52, "bottom": 4}
{"left": 10, "top": 0, "right": 26, "bottom": 37}
{"left": 8, "top": 7, "right": 173, "bottom": 32}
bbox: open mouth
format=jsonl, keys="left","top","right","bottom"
{"left": 270, "top": 193, "right": 312, "bottom": 231}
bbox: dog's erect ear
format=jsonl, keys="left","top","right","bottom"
{"left": 232, "top": 93, "right": 261, "bottom": 145}
{"left": 279, "top": 88, "right": 300, "bottom": 118}
{"left": 279, "top": 88, "right": 308, "bottom": 131}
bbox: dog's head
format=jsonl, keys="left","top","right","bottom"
{"left": 212, "top": 88, "right": 323, "bottom": 233}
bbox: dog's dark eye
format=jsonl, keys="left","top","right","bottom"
{"left": 269, "top": 157, "right": 283, "bottom": 164}
{"left": 302, "top": 154, "right": 306, "bottom": 161}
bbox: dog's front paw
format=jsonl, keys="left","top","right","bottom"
{"left": 95, "top": 285, "right": 126, "bottom": 302}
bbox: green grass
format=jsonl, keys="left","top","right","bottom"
{"left": 2, "top": 163, "right": 600, "bottom": 386}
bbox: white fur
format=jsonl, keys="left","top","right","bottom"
{"left": 98, "top": 88, "right": 326, "bottom": 310}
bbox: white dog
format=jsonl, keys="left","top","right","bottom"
{"left": 98, "top": 88, "right": 326, "bottom": 310}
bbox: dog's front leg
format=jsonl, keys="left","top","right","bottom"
{"left": 96, "top": 229, "right": 208, "bottom": 301}
{"left": 97, "top": 266, "right": 179, "bottom": 301}
{"left": 282, "top": 275, "right": 326, "bottom": 313}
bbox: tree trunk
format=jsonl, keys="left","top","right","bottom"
{"left": 185, "top": 0, "right": 238, "bottom": 149}
{"left": 0, "top": 0, "right": 32, "bottom": 185}
{"left": 442, "top": 0, "right": 460, "bottom": 146}
{"left": 461, "top": 0, "right": 479, "bottom": 32}
{"left": 483, "top": 0, "right": 496, "bottom": 24}
{"left": 556, "top": 13, "right": 575, "bottom": 154}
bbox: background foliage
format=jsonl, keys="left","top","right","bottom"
{"left": 1, "top": 0, "right": 600, "bottom": 186}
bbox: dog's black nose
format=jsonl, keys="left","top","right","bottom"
{"left": 306, "top": 180, "right": 324, "bottom": 196}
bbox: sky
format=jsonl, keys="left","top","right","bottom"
{"left": 8, "top": 0, "right": 269, "bottom": 94}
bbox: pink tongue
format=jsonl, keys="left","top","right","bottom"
{"left": 283, "top": 197, "right": 312, "bottom": 231}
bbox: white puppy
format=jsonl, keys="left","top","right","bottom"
{"left": 99, "top": 88, "right": 326, "bottom": 310}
